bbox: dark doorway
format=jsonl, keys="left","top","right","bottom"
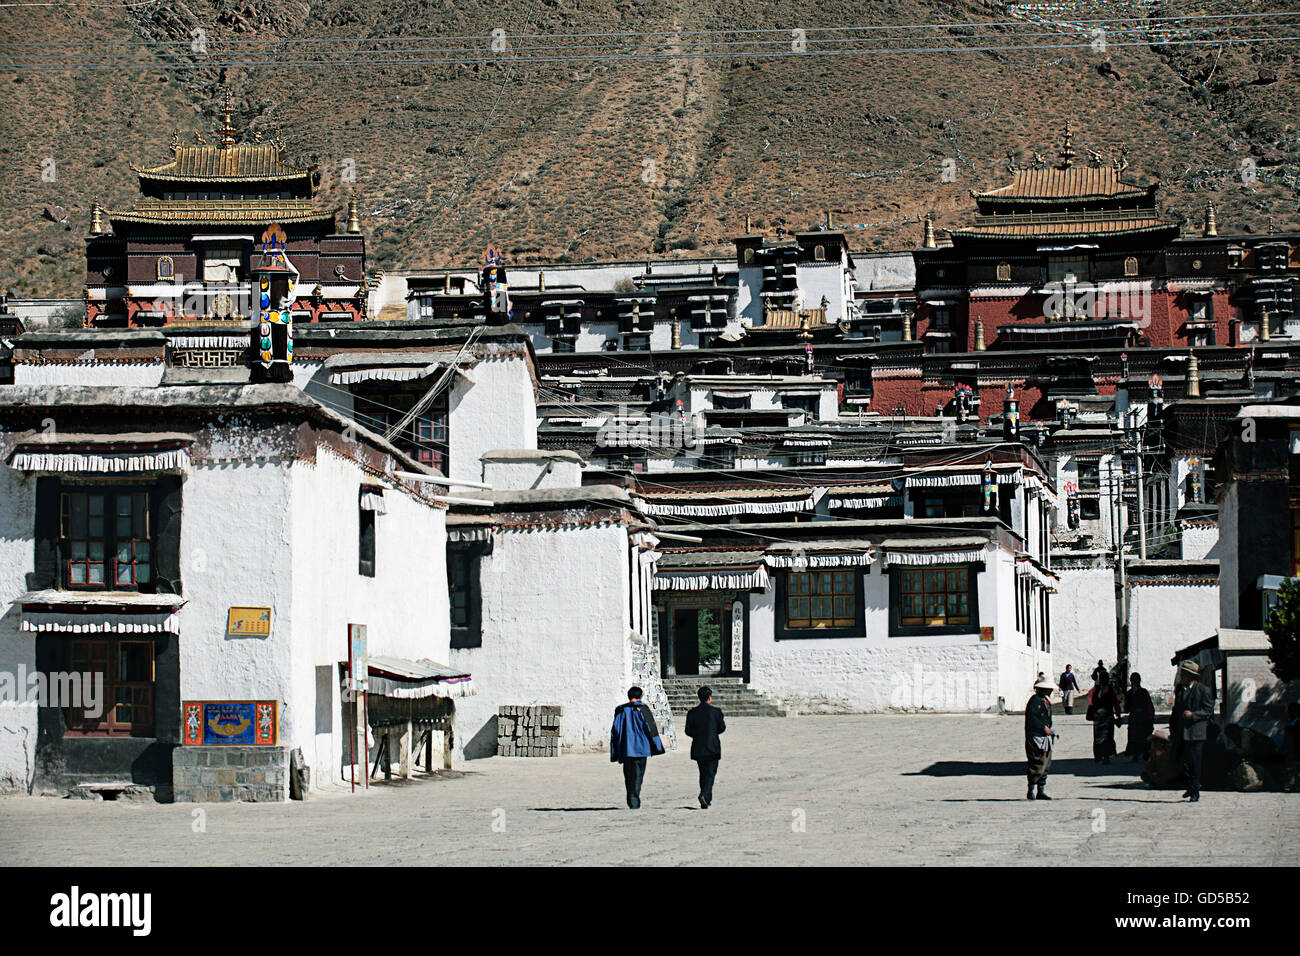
{"left": 670, "top": 607, "right": 726, "bottom": 676}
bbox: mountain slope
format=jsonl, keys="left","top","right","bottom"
{"left": 3, "top": 0, "right": 1300, "bottom": 296}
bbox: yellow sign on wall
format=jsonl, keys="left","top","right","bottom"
{"left": 227, "top": 607, "right": 272, "bottom": 638}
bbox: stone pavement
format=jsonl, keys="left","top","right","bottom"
{"left": 1, "top": 714, "right": 1295, "bottom": 866}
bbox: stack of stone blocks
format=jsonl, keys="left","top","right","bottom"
{"left": 497, "top": 705, "right": 562, "bottom": 757}
{"left": 172, "top": 745, "right": 289, "bottom": 802}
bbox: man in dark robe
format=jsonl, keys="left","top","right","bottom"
{"left": 1025, "top": 679, "right": 1056, "bottom": 800}
{"left": 1123, "top": 672, "right": 1156, "bottom": 761}
{"left": 1171, "top": 661, "right": 1214, "bottom": 801}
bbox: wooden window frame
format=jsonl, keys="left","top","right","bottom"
{"left": 64, "top": 636, "right": 156, "bottom": 737}
{"left": 775, "top": 568, "right": 865, "bottom": 639}
{"left": 58, "top": 486, "right": 153, "bottom": 591}
{"left": 889, "top": 563, "right": 980, "bottom": 636}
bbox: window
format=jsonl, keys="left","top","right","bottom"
{"left": 622, "top": 333, "right": 651, "bottom": 351}
{"left": 996, "top": 262, "right": 1011, "bottom": 282}
{"left": 1124, "top": 256, "right": 1139, "bottom": 277}
{"left": 551, "top": 336, "right": 576, "bottom": 353}
{"left": 814, "top": 245, "right": 826, "bottom": 261}
{"left": 918, "top": 494, "right": 980, "bottom": 518}
{"left": 60, "top": 489, "right": 151, "bottom": 590}
{"left": 930, "top": 307, "right": 951, "bottom": 331}
{"left": 358, "top": 505, "right": 376, "bottom": 577}
{"left": 893, "top": 565, "right": 975, "bottom": 633}
{"left": 1076, "top": 460, "right": 1100, "bottom": 491}
{"left": 785, "top": 571, "right": 857, "bottom": 629}
{"left": 66, "top": 637, "right": 155, "bottom": 736}
{"left": 712, "top": 394, "right": 750, "bottom": 410}
{"left": 784, "top": 394, "right": 820, "bottom": 418}
{"left": 448, "top": 542, "right": 486, "bottom": 648}
{"left": 1047, "top": 255, "right": 1089, "bottom": 283}
{"left": 355, "top": 388, "right": 448, "bottom": 474}
{"left": 899, "top": 567, "right": 970, "bottom": 626}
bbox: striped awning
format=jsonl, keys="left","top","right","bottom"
{"left": 880, "top": 538, "right": 990, "bottom": 567}
{"left": 362, "top": 656, "right": 476, "bottom": 699}
{"left": 9, "top": 433, "right": 193, "bottom": 474}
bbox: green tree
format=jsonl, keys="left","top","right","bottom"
{"left": 697, "top": 609, "right": 722, "bottom": 667}
{"left": 1264, "top": 577, "right": 1300, "bottom": 682}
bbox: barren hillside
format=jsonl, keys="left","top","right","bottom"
{"left": 3, "top": 0, "right": 1300, "bottom": 296}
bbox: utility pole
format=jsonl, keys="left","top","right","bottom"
{"left": 1135, "top": 428, "right": 1147, "bottom": 560}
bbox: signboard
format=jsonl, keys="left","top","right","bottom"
{"left": 980, "top": 626, "right": 995, "bottom": 643}
{"left": 730, "top": 601, "right": 744, "bottom": 672}
{"left": 226, "top": 606, "right": 271, "bottom": 638}
{"left": 182, "top": 700, "right": 278, "bottom": 746}
{"left": 348, "top": 624, "right": 368, "bottom": 692}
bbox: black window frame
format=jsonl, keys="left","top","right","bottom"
{"left": 448, "top": 540, "right": 490, "bottom": 648}
{"left": 774, "top": 567, "right": 867, "bottom": 640}
{"left": 888, "top": 562, "right": 982, "bottom": 637}
{"left": 358, "top": 504, "right": 376, "bottom": 577}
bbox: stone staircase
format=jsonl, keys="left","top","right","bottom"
{"left": 662, "top": 675, "right": 787, "bottom": 717}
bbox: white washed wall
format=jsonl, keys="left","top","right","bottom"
{"left": 1128, "top": 580, "right": 1219, "bottom": 696}
{"left": 747, "top": 552, "right": 1025, "bottom": 713}
{"left": 450, "top": 524, "right": 633, "bottom": 757}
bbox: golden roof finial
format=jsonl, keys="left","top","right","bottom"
{"left": 345, "top": 197, "right": 362, "bottom": 234}
{"left": 169, "top": 130, "right": 182, "bottom": 152}
{"left": 922, "top": 214, "right": 937, "bottom": 249}
{"left": 217, "top": 88, "right": 237, "bottom": 149}
{"left": 1057, "top": 119, "right": 1076, "bottom": 169}
{"left": 1203, "top": 203, "right": 1218, "bottom": 238}
{"left": 89, "top": 202, "right": 106, "bottom": 236}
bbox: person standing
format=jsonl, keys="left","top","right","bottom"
{"left": 1171, "top": 661, "right": 1214, "bottom": 801}
{"left": 1091, "top": 659, "right": 1109, "bottom": 686}
{"left": 609, "top": 686, "right": 665, "bottom": 809}
{"left": 1059, "top": 664, "right": 1081, "bottom": 715}
{"left": 1123, "top": 672, "right": 1155, "bottom": 762}
{"left": 1087, "top": 671, "right": 1121, "bottom": 764}
{"left": 1025, "top": 678, "right": 1056, "bottom": 800}
{"left": 684, "top": 685, "right": 726, "bottom": 809}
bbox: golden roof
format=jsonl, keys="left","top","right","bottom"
{"left": 132, "top": 143, "right": 316, "bottom": 183}
{"left": 107, "top": 198, "right": 336, "bottom": 225}
{"left": 950, "top": 212, "right": 1174, "bottom": 240}
{"left": 971, "top": 166, "right": 1152, "bottom": 204}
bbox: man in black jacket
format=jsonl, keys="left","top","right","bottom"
{"left": 1024, "top": 679, "right": 1056, "bottom": 800}
{"left": 1171, "top": 660, "right": 1215, "bottom": 802}
{"left": 684, "top": 686, "right": 726, "bottom": 809}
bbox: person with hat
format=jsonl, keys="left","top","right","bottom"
{"left": 1171, "top": 660, "right": 1215, "bottom": 801}
{"left": 1024, "top": 678, "right": 1057, "bottom": 800}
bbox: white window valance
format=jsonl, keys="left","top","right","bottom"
{"left": 10, "top": 447, "right": 190, "bottom": 474}
{"left": 1016, "top": 560, "right": 1060, "bottom": 593}
{"left": 360, "top": 490, "right": 387, "bottom": 513}
{"left": 652, "top": 567, "right": 769, "bottom": 592}
{"left": 829, "top": 495, "right": 902, "bottom": 510}
{"left": 448, "top": 527, "right": 492, "bottom": 543}
{"left": 765, "top": 551, "right": 874, "bottom": 568}
{"left": 635, "top": 496, "right": 813, "bottom": 517}
{"left": 21, "top": 611, "right": 181, "bottom": 634}
{"left": 905, "top": 472, "right": 1020, "bottom": 489}
{"left": 331, "top": 365, "right": 442, "bottom": 385}
{"left": 168, "top": 335, "right": 249, "bottom": 349}
{"left": 711, "top": 390, "right": 753, "bottom": 399}
{"left": 882, "top": 549, "right": 987, "bottom": 567}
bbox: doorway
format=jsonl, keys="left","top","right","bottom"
{"left": 669, "top": 606, "right": 728, "bottom": 676}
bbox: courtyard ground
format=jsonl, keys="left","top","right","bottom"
{"left": 1, "top": 713, "right": 1295, "bottom": 866}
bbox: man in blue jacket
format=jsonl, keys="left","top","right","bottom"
{"left": 610, "top": 686, "right": 664, "bottom": 809}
